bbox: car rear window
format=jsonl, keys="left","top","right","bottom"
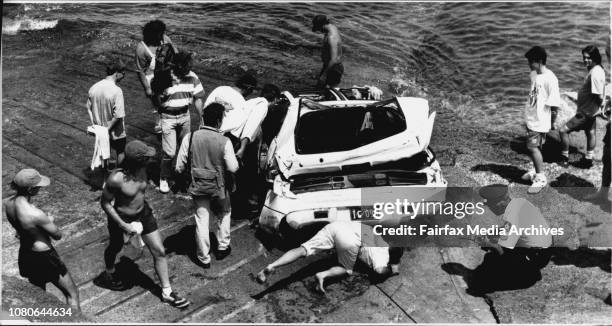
{"left": 295, "top": 102, "right": 406, "bottom": 154}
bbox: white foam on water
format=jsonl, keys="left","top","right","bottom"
{"left": 2, "top": 18, "right": 59, "bottom": 35}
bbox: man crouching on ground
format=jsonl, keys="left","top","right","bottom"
{"left": 99, "top": 140, "right": 190, "bottom": 309}
{"left": 255, "top": 221, "right": 402, "bottom": 293}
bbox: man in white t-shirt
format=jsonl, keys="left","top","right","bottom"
{"left": 255, "top": 221, "right": 401, "bottom": 293}
{"left": 559, "top": 45, "right": 606, "bottom": 169}
{"left": 464, "top": 184, "right": 552, "bottom": 295}
{"left": 522, "top": 46, "right": 561, "bottom": 194}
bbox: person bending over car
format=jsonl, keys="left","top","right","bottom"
{"left": 256, "top": 221, "right": 402, "bottom": 293}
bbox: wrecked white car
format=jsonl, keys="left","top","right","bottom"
{"left": 258, "top": 92, "right": 447, "bottom": 236}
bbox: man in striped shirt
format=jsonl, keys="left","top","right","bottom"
{"left": 158, "top": 51, "right": 205, "bottom": 193}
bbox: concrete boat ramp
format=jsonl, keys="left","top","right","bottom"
{"left": 2, "top": 49, "right": 610, "bottom": 323}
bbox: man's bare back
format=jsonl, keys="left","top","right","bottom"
{"left": 321, "top": 25, "right": 342, "bottom": 69}
{"left": 4, "top": 195, "right": 61, "bottom": 252}
{"left": 312, "top": 15, "right": 344, "bottom": 88}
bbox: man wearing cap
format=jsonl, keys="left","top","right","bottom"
{"left": 4, "top": 169, "right": 80, "bottom": 310}
{"left": 462, "top": 184, "right": 553, "bottom": 294}
{"left": 312, "top": 15, "right": 343, "bottom": 89}
{"left": 87, "top": 59, "right": 128, "bottom": 169}
{"left": 99, "top": 140, "right": 190, "bottom": 309}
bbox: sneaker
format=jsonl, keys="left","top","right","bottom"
{"left": 558, "top": 155, "right": 570, "bottom": 168}
{"left": 94, "top": 271, "right": 129, "bottom": 291}
{"left": 577, "top": 158, "right": 593, "bottom": 169}
{"left": 528, "top": 175, "right": 547, "bottom": 194}
{"left": 159, "top": 179, "right": 170, "bottom": 193}
{"left": 195, "top": 259, "right": 211, "bottom": 269}
{"left": 521, "top": 171, "right": 535, "bottom": 182}
{"left": 215, "top": 246, "right": 232, "bottom": 260}
{"left": 162, "top": 291, "right": 191, "bottom": 309}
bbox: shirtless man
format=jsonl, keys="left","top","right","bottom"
{"left": 4, "top": 169, "right": 80, "bottom": 310}
{"left": 312, "top": 15, "right": 343, "bottom": 89}
{"left": 99, "top": 140, "right": 190, "bottom": 309}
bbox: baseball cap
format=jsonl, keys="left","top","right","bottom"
{"left": 13, "top": 169, "right": 50, "bottom": 188}
{"left": 312, "top": 15, "right": 329, "bottom": 32}
{"left": 478, "top": 184, "right": 509, "bottom": 203}
{"left": 125, "top": 140, "right": 156, "bottom": 160}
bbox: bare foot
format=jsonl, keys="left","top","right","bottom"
{"left": 315, "top": 272, "right": 326, "bottom": 293}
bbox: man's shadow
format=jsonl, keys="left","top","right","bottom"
{"left": 442, "top": 247, "right": 611, "bottom": 297}
{"left": 163, "top": 225, "right": 220, "bottom": 267}
{"left": 93, "top": 256, "right": 161, "bottom": 297}
{"left": 471, "top": 164, "right": 532, "bottom": 185}
{"left": 509, "top": 133, "right": 581, "bottom": 164}
{"left": 549, "top": 247, "right": 611, "bottom": 272}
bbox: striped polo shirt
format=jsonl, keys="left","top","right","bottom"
{"left": 161, "top": 71, "right": 205, "bottom": 114}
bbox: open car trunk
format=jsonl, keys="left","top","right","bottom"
{"left": 273, "top": 97, "right": 436, "bottom": 179}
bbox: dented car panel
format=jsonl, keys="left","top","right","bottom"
{"left": 259, "top": 94, "right": 447, "bottom": 233}
{"left": 270, "top": 97, "right": 435, "bottom": 179}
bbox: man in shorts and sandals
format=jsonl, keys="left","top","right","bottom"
{"left": 255, "top": 221, "right": 402, "bottom": 293}
{"left": 87, "top": 60, "right": 128, "bottom": 170}
{"left": 522, "top": 46, "right": 561, "bottom": 194}
{"left": 98, "top": 140, "right": 190, "bottom": 309}
{"left": 559, "top": 45, "right": 606, "bottom": 169}
{"left": 4, "top": 169, "right": 81, "bottom": 311}
{"left": 312, "top": 15, "right": 343, "bottom": 89}
{"left": 135, "top": 20, "right": 178, "bottom": 134}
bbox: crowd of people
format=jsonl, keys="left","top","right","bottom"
{"left": 3, "top": 13, "right": 610, "bottom": 315}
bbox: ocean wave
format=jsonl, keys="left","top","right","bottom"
{"left": 2, "top": 18, "right": 59, "bottom": 35}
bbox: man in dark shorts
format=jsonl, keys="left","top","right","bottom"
{"left": 87, "top": 59, "right": 128, "bottom": 169}
{"left": 559, "top": 45, "right": 606, "bottom": 168}
{"left": 312, "top": 15, "right": 344, "bottom": 89}
{"left": 99, "top": 140, "right": 190, "bottom": 309}
{"left": 4, "top": 169, "right": 80, "bottom": 311}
